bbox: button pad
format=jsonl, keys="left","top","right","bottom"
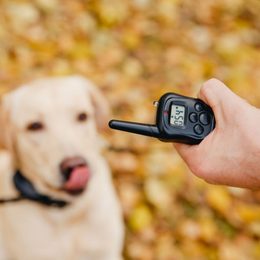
{"left": 168, "top": 98, "right": 213, "bottom": 141}
{"left": 199, "top": 112, "right": 210, "bottom": 125}
{"left": 195, "top": 102, "right": 203, "bottom": 112}
{"left": 189, "top": 113, "right": 198, "bottom": 123}
{"left": 194, "top": 124, "right": 204, "bottom": 135}
{"left": 188, "top": 103, "right": 212, "bottom": 136}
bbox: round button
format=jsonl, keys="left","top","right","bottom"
{"left": 189, "top": 113, "right": 198, "bottom": 123}
{"left": 194, "top": 124, "right": 204, "bottom": 135}
{"left": 195, "top": 103, "right": 203, "bottom": 112}
{"left": 199, "top": 112, "right": 210, "bottom": 125}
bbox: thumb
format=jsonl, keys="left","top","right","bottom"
{"left": 174, "top": 79, "right": 238, "bottom": 165}
{"left": 198, "top": 78, "right": 241, "bottom": 125}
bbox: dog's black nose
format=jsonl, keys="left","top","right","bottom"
{"left": 60, "top": 156, "right": 87, "bottom": 181}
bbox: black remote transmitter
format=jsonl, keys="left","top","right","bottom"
{"left": 109, "top": 93, "right": 215, "bottom": 144}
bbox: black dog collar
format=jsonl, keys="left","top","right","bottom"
{"left": 0, "top": 171, "right": 68, "bottom": 208}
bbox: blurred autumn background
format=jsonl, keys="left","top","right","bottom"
{"left": 1, "top": 0, "right": 260, "bottom": 259}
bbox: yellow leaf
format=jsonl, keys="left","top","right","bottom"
{"left": 206, "top": 186, "right": 232, "bottom": 215}
{"left": 237, "top": 203, "right": 260, "bottom": 223}
{"left": 128, "top": 205, "right": 153, "bottom": 232}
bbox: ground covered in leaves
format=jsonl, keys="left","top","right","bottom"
{"left": 1, "top": 0, "right": 260, "bottom": 259}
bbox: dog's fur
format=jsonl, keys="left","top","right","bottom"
{"left": 0, "top": 76, "right": 124, "bottom": 260}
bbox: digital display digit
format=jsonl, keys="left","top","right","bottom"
{"left": 170, "top": 105, "right": 185, "bottom": 127}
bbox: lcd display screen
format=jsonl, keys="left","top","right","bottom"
{"left": 170, "top": 105, "right": 186, "bottom": 127}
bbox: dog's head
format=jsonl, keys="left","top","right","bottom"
{"left": 0, "top": 76, "right": 110, "bottom": 199}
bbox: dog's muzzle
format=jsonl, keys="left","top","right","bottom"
{"left": 60, "top": 156, "right": 91, "bottom": 195}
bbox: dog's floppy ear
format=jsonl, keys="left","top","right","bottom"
{"left": 80, "top": 77, "right": 111, "bottom": 131}
{"left": 0, "top": 93, "right": 15, "bottom": 155}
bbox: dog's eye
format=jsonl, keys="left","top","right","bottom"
{"left": 27, "top": 122, "right": 44, "bottom": 131}
{"left": 77, "top": 112, "right": 88, "bottom": 122}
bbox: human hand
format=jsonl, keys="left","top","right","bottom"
{"left": 174, "top": 78, "right": 260, "bottom": 189}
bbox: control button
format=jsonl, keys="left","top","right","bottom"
{"left": 199, "top": 112, "right": 210, "bottom": 125}
{"left": 189, "top": 112, "right": 198, "bottom": 123}
{"left": 195, "top": 103, "right": 203, "bottom": 112}
{"left": 194, "top": 124, "right": 204, "bottom": 135}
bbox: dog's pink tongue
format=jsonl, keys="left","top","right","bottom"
{"left": 64, "top": 166, "right": 90, "bottom": 191}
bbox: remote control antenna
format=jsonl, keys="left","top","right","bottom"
{"left": 109, "top": 120, "right": 160, "bottom": 139}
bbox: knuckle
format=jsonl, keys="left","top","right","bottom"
{"left": 207, "top": 78, "right": 222, "bottom": 85}
{"left": 200, "top": 83, "right": 210, "bottom": 98}
{"left": 200, "top": 80, "right": 215, "bottom": 102}
{"left": 200, "top": 78, "right": 222, "bottom": 96}
{"left": 200, "top": 79, "right": 224, "bottom": 112}
{"left": 202, "top": 77, "right": 217, "bottom": 88}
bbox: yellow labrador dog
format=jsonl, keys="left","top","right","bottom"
{"left": 0, "top": 76, "right": 124, "bottom": 260}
